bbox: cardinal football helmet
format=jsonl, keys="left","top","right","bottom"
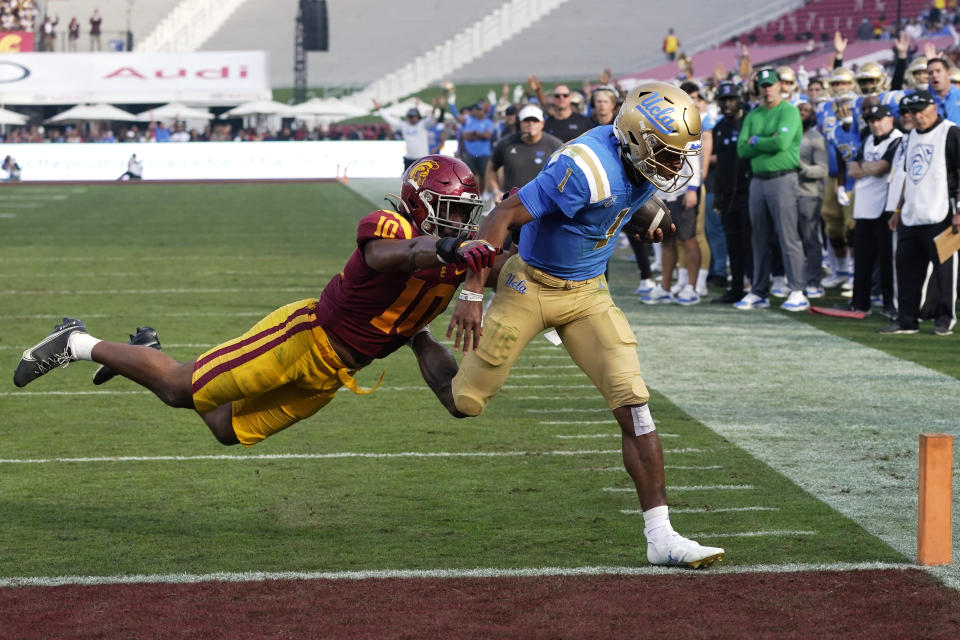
{"left": 856, "top": 62, "right": 887, "bottom": 95}
{"left": 614, "top": 81, "right": 702, "bottom": 193}
{"left": 828, "top": 67, "right": 856, "bottom": 95}
{"left": 389, "top": 155, "right": 483, "bottom": 241}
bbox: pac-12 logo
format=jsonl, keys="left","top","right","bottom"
{"left": 909, "top": 144, "right": 934, "bottom": 184}
{"left": 409, "top": 159, "right": 440, "bottom": 186}
{"left": 635, "top": 93, "right": 677, "bottom": 135}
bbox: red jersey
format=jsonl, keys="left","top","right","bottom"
{"left": 315, "top": 210, "right": 468, "bottom": 359}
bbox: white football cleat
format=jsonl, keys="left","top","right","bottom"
{"left": 647, "top": 532, "right": 725, "bottom": 569}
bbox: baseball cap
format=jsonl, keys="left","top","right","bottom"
{"left": 756, "top": 68, "right": 779, "bottom": 86}
{"left": 504, "top": 105, "right": 517, "bottom": 116}
{"left": 518, "top": 105, "right": 544, "bottom": 122}
{"left": 406, "top": 108, "right": 420, "bottom": 118}
{"left": 900, "top": 90, "right": 935, "bottom": 111}
{"left": 716, "top": 82, "right": 741, "bottom": 100}
{"left": 863, "top": 104, "right": 892, "bottom": 120}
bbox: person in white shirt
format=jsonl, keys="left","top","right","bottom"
{"left": 847, "top": 103, "right": 902, "bottom": 316}
{"left": 881, "top": 91, "right": 960, "bottom": 335}
{"left": 374, "top": 98, "right": 441, "bottom": 171}
{"left": 119, "top": 154, "right": 143, "bottom": 181}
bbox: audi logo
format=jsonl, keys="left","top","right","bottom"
{"left": 0, "top": 61, "right": 30, "bottom": 83}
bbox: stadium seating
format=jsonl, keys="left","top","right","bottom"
{"left": 37, "top": 0, "right": 180, "bottom": 51}
{"left": 739, "top": 0, "right": 930, "bottom": 45}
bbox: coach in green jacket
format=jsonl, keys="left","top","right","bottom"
{"left": 734, "top": 67, "right": 809, "bottom": 312}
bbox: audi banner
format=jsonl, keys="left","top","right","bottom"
{"left": 0, "top": 51, "right": 271, "bottom": 105}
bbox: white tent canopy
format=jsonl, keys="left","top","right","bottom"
{"left": 0, "top": 107, "right": 29, "bottom": 125}
{"left": 290, "top": 98, "right": 368, "bottom": 119}
{"left": 221, "top": 100, "right": 294, "bottom": 118}
{"left": 44, "top": 103, "right": 145, "bottom": 124}
{"left": 137, "top": 102, "right": 213, "bottom": 121}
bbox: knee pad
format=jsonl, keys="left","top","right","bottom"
{"left": 452, "top": 317, "right": 522, "bottom": 417}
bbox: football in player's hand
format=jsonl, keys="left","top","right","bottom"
{"left": 622, "top": 196, "right": 674, "bottom": 242}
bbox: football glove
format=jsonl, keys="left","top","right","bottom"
{"left": 436, "top": 237, "right": 498, "bottom": 272}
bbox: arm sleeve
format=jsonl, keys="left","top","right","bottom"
{"left": 800, "top": 136, "right": 829, "bottom": 179}
{"left": 736, "top": 113, "right": 758, "bottom": 159}
{"left": 890, "top": 56, "right": 907, "bottom": 91}
{"left": 881, "top": 137, "right": 901, "bottom": 164}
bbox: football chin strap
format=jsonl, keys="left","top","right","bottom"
{"left": 630, "top": 404, "right": 656, "bottom": 437}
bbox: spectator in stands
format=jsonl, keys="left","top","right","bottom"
{"left": 68, "top": 17, "right": 79, "bottom": 51}
{"left": 40, "top": 14, "right": 57, "bottom": 51}
{"left": 881, "top": 90, "right": 959, "bottom": 335}
{"left": 459, "top": 102, "right": 495, "bottom": 195}
{"left": 493, "top": 105, "right": 518, "bottom": 143}
{"left": 532, "top": 77, "right": 592, "bottom": 142}
{"left": 89, "top": 9, "right": 102, "bottom": 51}
{"left": 662, "top": 27, "right": 679, "bottom": 61}
{"left": 735, "top": 68, "right": 809, "bottom": 312}
{"left": 153, "top": 121, "right": 171, "bottom": 143}
{"left": 857, "top": 18, "right": 873, "bottom": 41}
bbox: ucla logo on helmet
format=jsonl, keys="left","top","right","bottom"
{"left": 409, "top": 159, "right": 440, "bottom": 186}
{"left": 635, "top": 92, "right": 677, "bottom": 135}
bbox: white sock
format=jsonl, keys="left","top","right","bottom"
{"left": 841, "top": 255, "right": 853, "bottom": 274}
{"left": 696, "top": 268, "right": 708, "bottom": 289}
{"left": 676, "top": 268, "right": 689, "bottom": 287}
{"left": 642, "top": 505, "right": 674, "bottom": 544}
{"left": 67, "top": 332, "right": 101, "bottom": 361}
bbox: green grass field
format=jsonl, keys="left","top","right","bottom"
{"left": 0, "top": 182, "right": 956, "bottom": 585}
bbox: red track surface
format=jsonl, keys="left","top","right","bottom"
{"left": 2, "top": 568, "right": 959, "bottom": 639}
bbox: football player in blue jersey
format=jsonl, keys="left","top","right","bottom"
{"left": 444, "top": 81, "right": 725, "bottom": 569}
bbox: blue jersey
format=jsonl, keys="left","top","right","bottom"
{"left": 828, "top": 122, "right": 860, "bottom": 190}
{"left": 517, "top": 126, "right": 657, "bottom": 280}
{"left": 817, "top": 102, "right": 840, "bottom": 177}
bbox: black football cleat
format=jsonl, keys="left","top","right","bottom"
{"left": 13, "top": 317, "right": 87, "bottom": 388}
{"left": 92, "top": 326, "right": 161, "bottom": 385}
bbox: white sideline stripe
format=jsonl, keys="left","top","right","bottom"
{"left": 0, "top": 202, "right": 40, "bottom": 208}
{"left": 1, "top": 385, "right": 596, "bottom": 397}
{"left": 0, "top": 311, "right": 266, "bottom": 320}
{"left": 0, "top": 194, "right": 68, "bottom": 200}
{"left": 0, "top": 448, "right": 709, "bottom": 465}
{"left": 596, "top": 465, "right": 722, "bottom": 471}
{"left": 603, "top": 485, "right": 753, "bottom": 492}
{"left": 621, "top": 507, "right": 779, "bottom": 514}
{"left": 540, "top": 420, "right": 612, "bottom": 425}
{"left": 0, "top": 287, "right": 315, "bottom": 296}
{"left": 0, "top": 255, "right": 289, "bottom": 263}
{"left": 688, "top": 530, "right": 817, "bottom": 538}
{"left": 0, "top": 344, "right": 213, "bottom": 351}
{"left": 0, "top": 450, "right": 625, "bottom": 465}
{"left": 527, "top": 408, "right": 608, "bottom": 413}
{"left": 556, "top": 433, "right": 679, "bottom": 439}
{"left": 0, "top": 562, "right": 912, "bottom": 588}
{"left": 0, "top": 390, "right": 151, "bottom": 397}
{"left": 0, "top": 213, "right": 15, "bottom": 218}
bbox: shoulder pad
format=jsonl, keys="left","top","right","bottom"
{"left": 554, "top": 142, "right": 614, "bottom": 204}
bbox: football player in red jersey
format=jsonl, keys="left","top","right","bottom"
{"left": 13, "top": 156, "right": 498, "bottom": 446}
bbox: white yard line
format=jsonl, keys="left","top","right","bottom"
{"left": 604, "top": 485, "right": 753, "bottom": 492}
{"left": 621, "top": 507, "right": 779, "bottom": 514}
{"left": 0, "top": 561, "right": 913, "bottom": 588}
{"left": 556, "top": 434, "right": 678, "bottom": 439}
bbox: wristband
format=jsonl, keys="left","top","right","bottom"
{"left": 458, "top": 289, "right": 483, "bottom": 302}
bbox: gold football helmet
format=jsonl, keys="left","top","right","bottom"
{"left": 906, "top": 56, "right": 928, "bottom": 88}
{"left": 856, "top": 62, "right": 887, "bottom": 95}
{"left": 951, "top": 67, "right": 960, "bottom": 87}
{"left": 614, "top": 81, "right": 702, "bottom": 193}
{"left": 777, "top": 65, "right": 798, "bottom": 95}
{"left": 828, "top": 68, "right": 856, "bottom": 95}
